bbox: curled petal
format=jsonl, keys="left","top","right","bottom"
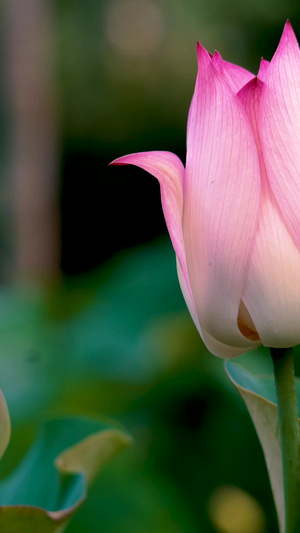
{"left": 260, "top": 21, "right": 300, "bottom": 250}
{"left": 110, "top": 151, "right": 191, "bottom": 293}
{"left": 239, "top": 75, "right": 300, "bottom": 347}
{"left": 184, "top": 43, "right": 260, "bottom": 348}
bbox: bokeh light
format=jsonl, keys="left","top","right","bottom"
{"left": 208, "top": 485, "right": 266, "bottom": 533}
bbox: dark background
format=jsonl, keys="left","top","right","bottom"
{"left": 56, "top": 1, "right": 300, "bottom": 274}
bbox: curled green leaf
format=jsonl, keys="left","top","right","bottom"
{"left": 0, "top": 416, "right": 132, "bottom": 532}
{"left": 55, "top": 428, "right": 133, "bottom": 485}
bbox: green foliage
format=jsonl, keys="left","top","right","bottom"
{"left": 0, "top": 414, "right": 131, "bottom": 532}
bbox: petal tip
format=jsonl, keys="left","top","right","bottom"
{"left": 109, "top": 158, "right": 126, "bottom": 166}
{"left": 257, "top": 57, "right": 269, "bottom": 81}
{"left": 109, "top": 154, "right": 140, "bottom": 166}
{"left": 211, "top": 50, "right": 222, "bottom": 70}
{"left": 266, "top": 20, "right": 299, "bottom": 73}
{"left": 196, "top": 41, "right": 211, "bottom": 65}
{"left": 279, "top": 19, "right": 299, "bottom": 50}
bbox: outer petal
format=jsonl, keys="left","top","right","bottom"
{"left": 260, "top": 21, "right": 300, "bottom": 249}
{"left": 239, "top": 77, "right": 300, "bottom": 347}
{"left": 184, "top": 43, "right": 260, "bottom": 348}
{"left": 177, "top": 259, "right": 259, "bottom": 358}
{"left": 211, "top": 51, "right": 254, "bottom": 93}
{"left": 110, "top": 151, "right": 191, "bottom": 293}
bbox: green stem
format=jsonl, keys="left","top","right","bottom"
{"left": 271, "top": 347, "right": 300, "bottom": 533}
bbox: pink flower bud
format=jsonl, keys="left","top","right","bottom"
{"left": 111, "top": 22, "right": 300, "bottom": 358}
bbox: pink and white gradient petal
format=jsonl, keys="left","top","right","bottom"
{"left": 239, "top": 71, "right": 300, "bottom": 347}
{"left": 260, "top": 21, "right": 300, "bottom": 251}
{"left": 184, "top": 43, "right": 261, "bottom": 349}
{"left": 177, "top": 259, "right": 259, "bottom": 358}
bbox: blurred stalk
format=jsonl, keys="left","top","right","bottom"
{"left": 271, "top": 347, "right": 300, "bottom": 533}
{"left": 4, "top": 0, "right": 60, "bottom": 282}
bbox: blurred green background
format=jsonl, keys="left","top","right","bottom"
{"left": 0, "top": 0, "right": 300, "bottom": 531}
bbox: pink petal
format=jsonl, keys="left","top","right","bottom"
{"left": 239, "top": 74, "right": 300, "bottom": 347}
{"left": 260, "top": 21, "right": 300, "bottom": 250}
{"left": 184, "top": 43, "right": 261, "bottom": 348}
{"left": 210, "top": 50, "right": 222, "bottom": 69}
{"left": 177, "top": 258, "right": 259, "bottom": 358}
{"left": 188, "top": 46, "right": 253, "bottom": 138}
{"left": 110, "top": 151, "right": 191, "bottom": 292}
{"left": 176, "top": 257, "right": 200, "bottom": 333}
{"left": 201, "top": 329, "right": 258, "bottom": 358}
{"left": 211, "top": 50, "right": 254, "bottom": 93}
{"left": 257, "top": 58, "right": 269, "bottom": 81}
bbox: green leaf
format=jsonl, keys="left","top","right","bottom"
{"left": 225, "top": 355, "right": 300, "bottom": 533}
{"left": 0, "top": 416, "right": 132, "bottom": 532}
{"left": 55, "top": 427, "right": 133, "bottom": 485}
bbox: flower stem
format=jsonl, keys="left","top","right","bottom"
{"left": 271, "top": 347, "right": 300, "bottom": 533}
